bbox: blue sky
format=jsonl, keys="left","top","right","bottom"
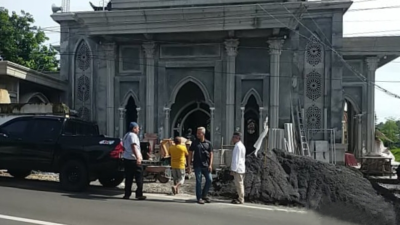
{"left": 1, "top": 0, "right": 400, "bottom": 122}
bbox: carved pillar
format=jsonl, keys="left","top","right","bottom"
{"left": 259, "top": 107, "right": 264, "bottom": 135}
{"left": 224, "top": 39, "right": 239, "bottom": 144}
{"left": 366, "top": 57, "right": 379, "bottom": 155}
{"left": 268, "top": 38, "right": 284, "bottom": 128}
{"left": 104, "top": 43, "right": 116, "bottom": 137}
{"left": 210, "top": 107, "right": 215, "bottom": 144}
{"left": 163, "top": 107, "right": 171, "bottom": 139}
{"left": 240, "top": 107, "right": 245, "bottom": 143}
{"left": 118, "top": 107, "right": 126, "bottom": 138}
{"left": 143, "top": 42, "right": 156, "bottom": 134}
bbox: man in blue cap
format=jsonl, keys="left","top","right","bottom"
{"left": 122, "top": 122, "right": 146, "bottom": 200}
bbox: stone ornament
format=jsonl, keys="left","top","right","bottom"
{"left": 76, "top": 42, "right": 91, "bottom": 71}
{"left": 77, "top": 75, "right": 90, "bottom": 102}
{"left": 267, "top": 39, "right": 284, "bottom": 55}
{"left": 143, "top": 42, "right": 156, "bottom": 58}
{"left": 306, "top": 104, "right": 322, "bottom": 132}
{"left": 224, "top": 39, "right": 239, "bottom": 57}
{"left": 305, "top": 70, "right": 322, "bottom": 101}
{"left": 304, "top": 34, "right": 324, "bottom": 131}
{"left": 75, "top": 41, "right": 93, "bottom": 121}
{"left": 305, "top": 36, "right": 322, "bottom": 66}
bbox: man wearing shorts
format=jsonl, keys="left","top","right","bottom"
{"left": 169, "top": 137, "right": 189, "bottom": 195}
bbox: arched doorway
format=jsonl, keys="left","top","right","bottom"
{"left": 343, "top": 97, "right": 360, "bottom": 155}
{"left": 244, "top": 95, "right": 259, "bottom": 154}
{"left": 171, "top": 81, "right": 211, "bottom": 140}
{"left": 125, "top": 97, "right": 137, "bottom": 133}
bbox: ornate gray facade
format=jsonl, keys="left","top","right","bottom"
{"left": 52, "top": 0, "right": 400, "bottom": 158}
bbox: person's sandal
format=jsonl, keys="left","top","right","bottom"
{"left": 136, "top": 196, "right": 147, "bottom": 200}
{"left": 231, "top": 199, "right": 243, "bottom": 204}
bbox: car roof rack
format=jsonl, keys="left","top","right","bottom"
{"left": 0, "top": 103, "right": 78, "bottom": 118}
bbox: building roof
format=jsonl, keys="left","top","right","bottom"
{"left": 0, "top": 61, "right": 67, "bottom": 91}
{"left": 51, "top": 0, "right": 352, "bottom": 35}
{"left": 342, "top": 36, "right": 400, "bottom": 67}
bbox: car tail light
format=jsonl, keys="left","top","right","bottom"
{"left": 110, "top": 141, "right": 123, "bottom": 159}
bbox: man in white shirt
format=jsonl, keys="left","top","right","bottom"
{"left": 122, "top": 122, "right": 146, "bottom": 200}
{"left": 230, "top": 132, "right": 246, "bottom": 204}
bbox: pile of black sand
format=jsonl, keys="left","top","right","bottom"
{"left": 212, "top": 149, "right": 399, "bottom": 225}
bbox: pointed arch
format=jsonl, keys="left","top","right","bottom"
{"left": 121, "top": 89, "right": 140, "bottom": 108}
{"left": 241, "top": 88, "right": 262, "bottom": 107}
{"left": 20, "top": 92, "right": 50, "bottom": 104}
{"left": 344, "top": 95, "right": 361, "bottom": 114}
{"left": 168, "top": 76, "right": 214, "bottom": 107}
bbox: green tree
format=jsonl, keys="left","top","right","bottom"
{"left": 379, "top": 117, "right": 399, "bottom": 148}
{"left": 0, "top": 9, "right": 58, "bottom": 71}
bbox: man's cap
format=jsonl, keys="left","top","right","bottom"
{"left": 129, "top": 122, "right": 139, "bottom": 130}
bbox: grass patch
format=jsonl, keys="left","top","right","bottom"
{"left": 390, "top": 148, "right": 400, "bottom": 162}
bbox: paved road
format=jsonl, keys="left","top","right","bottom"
{"left": 0, "top": 177, "right": 356, "bottom": 225}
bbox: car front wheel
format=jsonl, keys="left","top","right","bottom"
{"left": 60, "top": 160, "right": 89, "bottom": 192}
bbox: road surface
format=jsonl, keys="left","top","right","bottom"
{"left": 0, "top": 177, "right": 356, "bottom": 225}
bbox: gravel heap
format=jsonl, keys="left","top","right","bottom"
{"left": 212, "top": 148, "right": 398, "bottom": 225}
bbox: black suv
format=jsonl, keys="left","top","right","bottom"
{"left": 0, "top": 115, "right": 124, "bottom": 191}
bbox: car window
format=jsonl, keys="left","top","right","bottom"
{"left": 1, "top": 119, "right": 29, "bottom": 137}
{"left": 30, "top": 119, "right": 62, "bottom": 140}
{"left": 63, "top": 120, "right": 99, "bottom": 136}
{"left": 63, "top": 120, "right": 79, "bottom": 136}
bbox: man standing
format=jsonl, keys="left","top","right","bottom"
{"left": 230, "top": 132, "right": 246, "bottom": 204}
{"left": 122, "top": 122, "right": 146, "bottom": 200}
{"left": 169, "top": 137, "right": 189, "bottom": 195}
{"left": 188, "top": 127, "right": 213, "bottom": 204}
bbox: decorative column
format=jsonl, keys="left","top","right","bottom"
{"left": 143, "top": 42, "right": 156, "bottom": 134}
{"left": 163, "top": 107, "right": 171, "bottom": 139}
{"left": 224, "top": 39, "right": 239, "bottom": 144}
{"left": 259, "top": 107, "right": 264, "bottom": 135}
{"left": 104, "top": 43, "right": 116, "bottom": 137}
{"left": 267, "top": 38, "right": 284, "bottom": 128}
{"left": 118, "top": 107, "right": 126, "bottom": 138}
{"left": 356, "top": 114, "right": 363, "bottom": 158}
{"left": 210, "top": 107, "right": 215, "bottom": 143}
{"left": 240, "top": 107, "right": 245, "bottom": 143}
{"left": 136, "top": 107, "right": 141, "bottom": 125}
{"left": 366, "top": 57, "right": 379, "bottom": 155}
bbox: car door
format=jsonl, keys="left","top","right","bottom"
{"left": 0, "top": 118, "right": 30, "bottom": 169}
{"left": 23, "top": 118, "right": 63, "bottom": 170}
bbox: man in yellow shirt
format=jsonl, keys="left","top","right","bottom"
{"left": 169, "top": 137, "right": 188, "bottom": 195}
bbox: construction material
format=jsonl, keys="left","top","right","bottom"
{"left": 212, "top": 148, "right": 398, "bottom": 225}
{"left": 268, "top": 128, "right": 285, "bottom": 150}
{"left": 284, "top": 123, "right": 295, "bottom": 153}
{"left": 308, "top": 129, "right": 337, "bottom": 164}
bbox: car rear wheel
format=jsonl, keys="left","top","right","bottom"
{"left": 98, "top": 172, "right": 124, "bottom": 188}
{"left": 60, "top": 160, "right": 89, "bottom": 192}
{"left": 8, "top": 169, "right": 31, "bottom": 179}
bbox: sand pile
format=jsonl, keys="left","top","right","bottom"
{"left": 212, "top": 148, "right": 398, "bottom": 225}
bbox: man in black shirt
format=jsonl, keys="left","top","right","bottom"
{"left": 188, "top": 127, "right": 213, "bottom": 204}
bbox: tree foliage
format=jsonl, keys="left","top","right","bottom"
{"left": 377, "top": 117, "right": 400, "bottom": 148}
{"left": 0, "top": 9, "right": 58, "bottom": 71}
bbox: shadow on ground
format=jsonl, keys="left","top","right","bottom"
{"left": 0, "top": 176, "right": 122, "bottom": 197}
